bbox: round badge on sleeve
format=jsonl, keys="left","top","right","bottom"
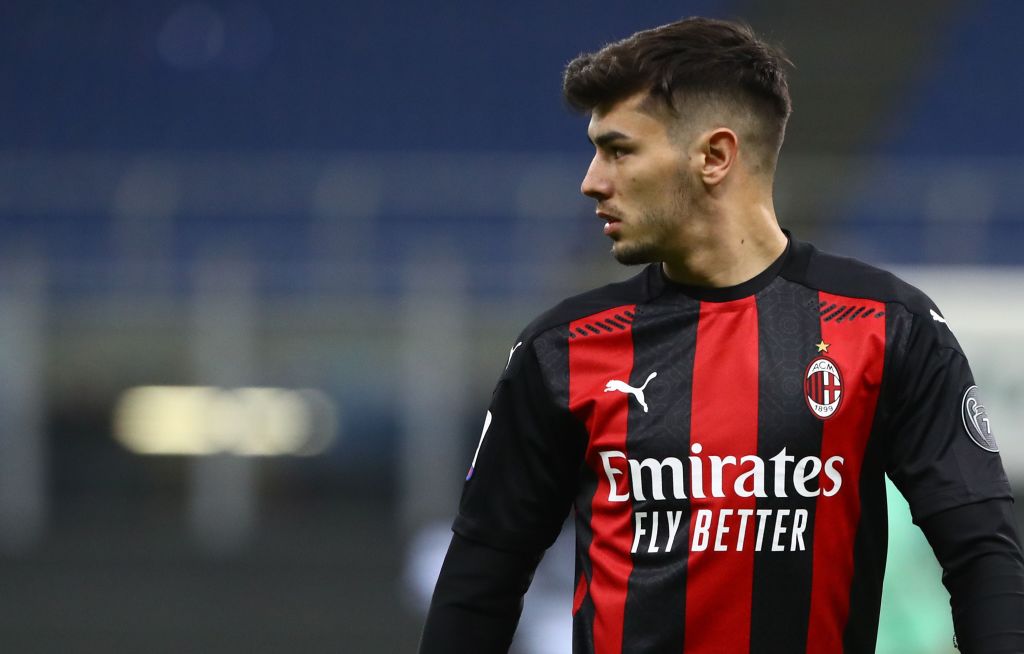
{"left": 961, "top": 385, "right": 998, "bottom": 452}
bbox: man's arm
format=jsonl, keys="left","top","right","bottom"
{"left": 919, "top": 498, "right": 1024, "bottom": 653}
{"left": 883, "top": 303, "right": 1023, "bottom": 649}
{"left": 418, "top": 533, "right": 541, "bottom": 654}
{"left": 419, "top": 334, "right": 583, "bottom": 652}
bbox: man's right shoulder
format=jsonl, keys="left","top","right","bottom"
{"left": 515, "top": 265, "right": 655, "bottom": 346}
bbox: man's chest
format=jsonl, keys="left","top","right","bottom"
{"left": 563, "top": 293, "right": 887, "bottom": 525}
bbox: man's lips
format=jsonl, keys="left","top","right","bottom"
{"left": 598, "top": 211, "right": 622, "bottom": 236}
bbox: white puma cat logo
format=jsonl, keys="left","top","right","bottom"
{"left": 604, "top": 371, "right": 658, "bottom": 413}
{"left": 930, "top": 309, "right": 948, "bottom": 325}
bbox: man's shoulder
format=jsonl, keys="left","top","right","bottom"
{"left": 784, "top": 236, "right": 968, "bottom": 356}
{"left": 784, "top": 237, "right": 936, "bottom": 318}
{"left": 516, "top": 265, "right": 654, "bottom": 345}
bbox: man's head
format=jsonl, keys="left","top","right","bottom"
{"left": 564, "top": 17, "right": 791, "bottom": 176}
{"left": 563, "top": 17, "right": 792, "bottom": 266}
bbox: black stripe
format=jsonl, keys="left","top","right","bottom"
{"left": 620, "top": 297, "right": 698, "bottom": 652}
{"left": 595, "top": 321, "right": 615, "bottom": 333}
{"left": 605, "top": 317, "right": 626, "bottom": 329}
{"left": 572, "top": 591, "right": 598, "bottom": 654}
{"left": 823, "top": 305, "right": 847, "bottom": 322}
{"left": 576, "top": 327, "right": 589, "bottom": 337}
{"left": 750, "top": 280, "right": 823, "bottom": 653}
{"left": 834, "top": 306, "right": 858, "bottom": 323}
{"left": 586, "top": 324, "right": 602, "bottom": 335}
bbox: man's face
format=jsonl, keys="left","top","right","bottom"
{"left": 581, "top": 92, "right": 699, "bottom": 265}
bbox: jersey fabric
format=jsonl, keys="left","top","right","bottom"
{"left": 453, "top": 234, "right": 1014, "bottom": 654}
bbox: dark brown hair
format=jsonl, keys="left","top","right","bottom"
{"left": 563, "top": 17, "right": 792, "bottom": 166}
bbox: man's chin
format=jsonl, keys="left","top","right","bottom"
{"left": 611, "top": 242, "right": 658, "bottom": 266}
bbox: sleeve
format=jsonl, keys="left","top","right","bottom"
{"left": 885, "top": 308, "right": 1013, "bottom": 523}
{"left": 918, "top": 498, "right": 1024, "bottom": 653}
{"left": 453, "top": 335, "right": 585, "bottom": 554}
{"left": 418, "top": 532, "right": 541, "bottom": 654}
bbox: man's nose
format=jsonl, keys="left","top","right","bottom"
{"left": 581, "top": 157, "right": 612, "bottom": 200}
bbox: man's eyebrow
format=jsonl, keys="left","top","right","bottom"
{"left": 588, "top": 130, "right": 631, "bottom": 147}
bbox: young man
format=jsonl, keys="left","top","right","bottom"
{"left": 419, "top": 17, "right": 1024, "bottom": 654}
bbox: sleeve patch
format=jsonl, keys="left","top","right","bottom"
{"left": 961, "top": 385, "right": 998, "bottom": 452}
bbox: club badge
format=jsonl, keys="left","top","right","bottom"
{"left": 805, "top": 356, "right": 843, "bottom": 420}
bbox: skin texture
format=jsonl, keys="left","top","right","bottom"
{"left": 581, "top": 91, "right": 788, "bottom": 287}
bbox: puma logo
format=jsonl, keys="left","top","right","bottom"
{"left": 930, "top": 309, "right": 948, "bottom": 325}
{"left": 604, "top": 371, "right": 658, "bottom": 413}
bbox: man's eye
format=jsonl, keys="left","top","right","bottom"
{"left": 612, "top": 148, "right": 628, "bottom": 159}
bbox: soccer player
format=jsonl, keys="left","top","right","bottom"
{"left": 418, "top": 17, "right": 1024, "bottom": 654}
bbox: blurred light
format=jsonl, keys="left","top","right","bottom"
{"left": 113, "top": 386, "right": 337, "bottom": 456}
{"left": 157, "top": 3, "right": 226, "bottom": 70}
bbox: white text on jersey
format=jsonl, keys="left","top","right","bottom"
{"left": 598, "top": 444, "right": 844, "bottom": 501}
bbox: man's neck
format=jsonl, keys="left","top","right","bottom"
{"left": 660, "top": 204, "right": 788, "bottom": 288}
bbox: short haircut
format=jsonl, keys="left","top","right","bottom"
{"left": 563, "top": 17, "right": 793, "bottom": 173}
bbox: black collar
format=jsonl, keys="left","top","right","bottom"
{"left": 646, "top": 231, "right": 793, "bottom": 303}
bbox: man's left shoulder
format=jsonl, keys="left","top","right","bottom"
{"left": 785, "top": 237, "right": 938, "bottom": 318}
{"left": 784, "top": 237, "right": 967, "bottom": 353}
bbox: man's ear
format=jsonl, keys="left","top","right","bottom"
{"left": 699, "top": 127, "right": 739, "bottom": 186}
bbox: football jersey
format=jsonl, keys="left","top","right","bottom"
{"left": 454, "top": 235, "right": 1012, "bottom": 654}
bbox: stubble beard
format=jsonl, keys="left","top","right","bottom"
{"left": 610, "top": 174, "right": 695, "bottom": 266}
{"left": 610, "top": 209, "right": 675, "bottom": 265}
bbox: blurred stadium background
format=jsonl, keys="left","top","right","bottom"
{"left": 1, "top": 1, "right": 1022, "bottom": 652}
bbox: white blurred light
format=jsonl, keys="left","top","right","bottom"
{"left": 114, "top": 386, "right": 337, "bottom": 456}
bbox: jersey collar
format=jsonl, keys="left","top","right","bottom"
{"left": 647, "top": 232, "right": 793, "bottom": 303}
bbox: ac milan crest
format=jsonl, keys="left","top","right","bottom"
{"left": 805, "top": 356, "right": 843, "bottom": 419}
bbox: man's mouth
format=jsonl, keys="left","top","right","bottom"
{"left": 598, "top": 211, "right": 622, "bottom": 236}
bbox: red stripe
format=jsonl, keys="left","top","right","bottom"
{"left": 569, "top": 305, "right": 636, "bottom": 654}
{"left": 572, "top": 575, "right": 588, "bottom": 616}
{"left": 684, "top": 298, "right": 759, "bottom": 654}
{"left": 806, "top": 293, "right": 885, "bottom": 652}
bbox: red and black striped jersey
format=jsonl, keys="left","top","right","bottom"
{"left": 454, "top": 235, "right": 1013, "bottom": 654}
